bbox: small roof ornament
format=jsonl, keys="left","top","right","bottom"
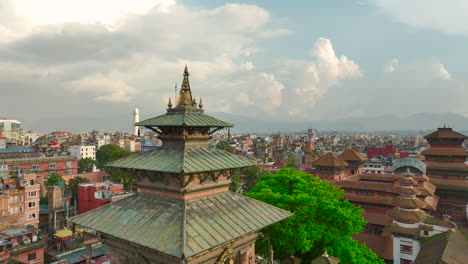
{"left": 198, "top": 98, "right": 204, "bottom": 109}
{"left": 168, "top": 98, "right": 173, "bottom": 109}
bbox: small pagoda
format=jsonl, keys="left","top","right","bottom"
{"left": 71, "top": 66, "right": 291, "bottom": 264}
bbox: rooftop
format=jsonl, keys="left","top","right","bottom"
{"left": 71, "top": 191, "right": 291, "bottom": 258}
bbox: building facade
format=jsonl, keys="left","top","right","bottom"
{"left": 70, "top": 145, "right": 96, "bottom": 160}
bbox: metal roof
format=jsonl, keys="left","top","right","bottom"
{"left": 136, "top": 112, "right": 233, "bottom": 128}
{"left": 71, "top": 191, "right": 291, "bottom": 258}
{"left": 0, "top": 225, "right": 37, "bottom": 239}
{"left": 392, "top": 158, "right": 427, "bottom": 174}
{"left": 107, "top": 146, "right": 256, "bottom": 173}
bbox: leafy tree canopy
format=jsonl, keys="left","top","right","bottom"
{"left": 45, "top": 173, "right": 65, "bottom": 187}
{"left": 216, "top": 140, "right": 235, "bottom": 153}
{"left": 245, "top": 168, "right": 383, "bottom": 264}
{"left": 285, "top": 154, "right": 300, "bottom": 169}
{"left": 106, "top": 167, "right": 135, "bottom": 189}
{"left": 78, "top": 158, "right": 97, "bottom": 173}
{"left": 67, "top": 176, "right": 90, "bottom": 205}
{"left": 96, "top": 144, "right": 133, "bottom": 168}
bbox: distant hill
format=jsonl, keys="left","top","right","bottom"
{"left": 214, "top": 112, "right": 468, "bottom": 134}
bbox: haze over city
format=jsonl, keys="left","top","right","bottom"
{"left": 2, "top": 0, "right": 468, "bottom": 132}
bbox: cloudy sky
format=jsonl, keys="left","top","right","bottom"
{"left": 1, "top": 0, "right": 468, "bottom": 132}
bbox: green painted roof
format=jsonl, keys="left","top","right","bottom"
{"left": 107, "top": 146, "right": 256, "bottom": 173}
{"left": 392, "top": 158, "right": 427, "bottom": 174}
{"left": 136, "top": 111, "right": 233, "bottom": 128}
{"left": 71, "top": 191, "right": 291, "bottom": 258}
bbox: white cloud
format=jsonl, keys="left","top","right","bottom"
{"left": 370, "top": 0, "right": 468, "bottom": 35}
{"left": 259, "top": 28, "right": 292, "bottom": 38}
{"left": 282, "top": 38, "right": 361, "bottom": 116}
{"left": 12, "top": 0, "right": 175, "bottom": 26}
{"left": 65, "top": 74, "right": 138, "bottom": 102}
{"left": 437, "top": 63, "right": 451, "bottom": 80}
{"left": 384, "top": 58, "right": 398, "bottom": 73}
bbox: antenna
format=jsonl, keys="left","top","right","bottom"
{"left": 174, "top": 82, "right": 177, "bottom": 104}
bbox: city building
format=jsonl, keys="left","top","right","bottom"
{"left": 0, "top": 119, "right": 21, "bottom": 146}
{"left": 0, "top": 225, "right": 45, "bottom": 264}
{"left": 77, "top": 182, "right": 132, "bottom": 214}
{"left": 70, "top": 145, "right": 96, "bottom": 160}
{"left": 71, "top": 66, "right": 291, "bottom": 264}
{"left": 133, "top": 107, "right": 140, "bottom": 136}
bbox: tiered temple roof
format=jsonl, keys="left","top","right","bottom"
{"left": 71, "top": 66, "right": 291, "bottom": 263}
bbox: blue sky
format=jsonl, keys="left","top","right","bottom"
{"left": 0, "top": 0, "right": 467, "bottom": 132}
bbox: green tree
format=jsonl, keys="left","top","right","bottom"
{"left": 216, "top": 140, "right": 235, "bottom": 153}
{"left": 45, "top": 173, "right": 65, "bottom": 187}
{"left": 285, "top": 154, "right": 300, "bottom": 169}
{"left": 78, "top": 158, "right": 97, "bottom": 173}
{"left": 241, "top": 166, "right": 267, "bottom": 193}
{"left": 245, "top": 168, "right": 383, "bottom": 264}
{"left": 106, "top": 167, "right": 135, "bottom": 189}
{"left": 230, "top": 172, "right": 242, "bottom": 193}
{"left": 67, "top": 176, "right": 90, "bottom": 205}
{"left": 96, "top": 144, "right": 133, "bottom": 168}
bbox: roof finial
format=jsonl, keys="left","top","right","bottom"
{"left": 322, "top": 248, "right": 329, "bottom": 258}
{"left": 168, "top": 98, "right": 173, "bottom": 109}
{"left": 198, "top": 98, "right": 204, "bottom": 109}
{"left": 177, "top": 65, "right": 193, "bottom": 106}
{"left": 192, "top": 97, "right": 197, "bottom": 106}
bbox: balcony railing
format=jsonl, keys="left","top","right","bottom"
{"left": 9, "top": 240, "right": 45, "bottom": 255}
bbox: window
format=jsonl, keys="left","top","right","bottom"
{"left": 32, "top": 164, "right": 40, "bottom": 170}
{"left": 49, "top": 163, "right": 56, "bottom": 169}
{"left": 28, "top": 191, "right": 37, "bottom": 197}
{"left": 14, "top": 207, "right": 19, "bottom": 213}
{"left": 400, "top": 244, "right": 413, "bottom": 255}
{"left": 65, "top": 169, "right": 73, "bottom": 175}
{"left": 423, "top": 230, "right": 429, "bottom": 236}
{"left": 27, "top": 213, "right": 36, "bottom": 219}
{"left": 9, "top": 197, "right": 14, "bottom": 203}
{"left": 27, "top": 252, "right": 36, "bottom": 260}
{"left": 9, "top": 208, "right": 13, "bottom": 214}
{"left": 28, "top": 202, "right": 36, "bottom": 208}
{"left": 66, "top": 161, "right": 72, "bottom": 168}
{"left": 30, "top": 180, "right": 34, "bottom": 185}
{"left": 400, "top": 259, "right": 413, "bottom": 264}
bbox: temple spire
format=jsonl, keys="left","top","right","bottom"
{"left": 168, "top": 98, "right": 173, "bottom": 109}
{"left": 176, "top": 65, "right": 193, "bottom": 106}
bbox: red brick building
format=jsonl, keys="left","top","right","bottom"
{"left": 0, "top": 156, "right": 78, "bottom": 178}
{"left": 77, "top": 182, "right": 129, "bottom": 214}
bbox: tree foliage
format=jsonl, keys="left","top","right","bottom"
{"left": 67, "top": 176, "right": 90, "bottom": 205}
{"left": 241, "top": 166, "right": 267, "bottom": 193}
{"left": 285, "top": 154, "right": 300, "bottom": 169}
{"left": 106, "top": 167, "right": 135, "bottom": 189}
{"left": 45, "top": 173, "right": 65, "bottom": 187}
{"left": 78, "top": 158, "right": 97, "bottom": 173}
{"left": 216, "top": 140, "right": 235, "bottom": 153}
{"left": 96, "top": 144, "right": 133, "bottom": 168}
{"left": 245, "top": 168, "right": 383, "bottom": 264}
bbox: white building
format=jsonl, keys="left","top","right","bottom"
{"left": 70, "top": 145, "right": 96, "bottom": 160}
{"left": 0, "top": 119, "right": 21, "bottom": 145}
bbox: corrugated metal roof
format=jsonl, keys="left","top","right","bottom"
{"left": 392, "top": 158, "right": 427, "bottom": 174}
{"left": 107, "top": 146, "right": 256, "bottom": 173}
{"left": 136, "top": 112, "right": 233, "bottom": 128}
{"left": 71, "top": 192, "right": 291, "bottom": 258}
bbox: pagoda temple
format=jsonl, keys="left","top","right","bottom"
{"left": 420, "top": 126, "right": 468, "bottom": 222}
{"left": 71, "top": 66, "right": 291, "bottom": 264}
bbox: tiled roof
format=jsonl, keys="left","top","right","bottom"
{"left": 136, "top": 112, "right": 234, "bottom": 128}
{"left": 421, "top": 147, "right": 467, "bottom": 157}
{"left": 426, "top": 161, "right": 468, "bottom": 171}
{"left": 71, "top": 192, "right": 291, "bottom": 258}
{"left": 415, "top": 231, "right": 468, "bottom": 264}
{"left": 107, "top": 146, "right": 256, "bottom": 173}
{"left": 387, "top": 207, "right": 429, "bottom": 223}
{"left": 362, "top": 211, "right": 392, "bottom": 225}
{"left": 424, "top": 128, "right": 467, "bottom": 139}
{"left": 352, "top": 233, "right": 393, "bottom": 260}
{"left": 384, "top": 223, "right": 419, "bottom": 236}
{"left": 338, "top": 149, "right": 367, "bottom": 162}
{"left": 313, "top": 152, "right": 348, "bottom": 167}
{"left": 393, "top": 196, "right": 427, "bottom": 209}
{"left": 311, "top": 254, "right": 341, "bottom": 264}
{"left": 343, "top": 193, "right": 394, "bottom": 206}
